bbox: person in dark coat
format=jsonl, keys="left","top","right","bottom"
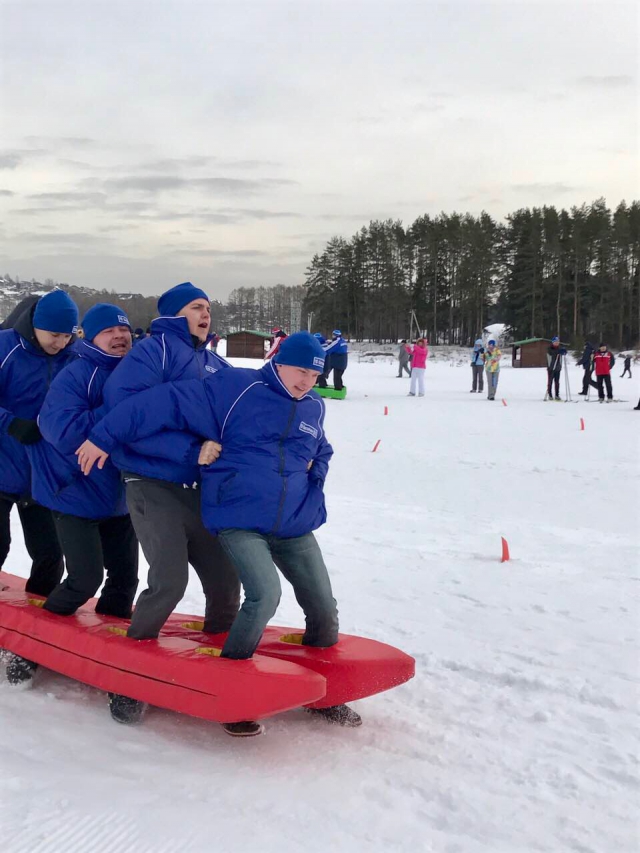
{"left": 77, "top": 332, "right": 362, "bottom": 734}
{"left": 32, "top": 304, "right": 139, "bottom": 620}
{"left": 319, "top": 330, "right": 348, "bottom": 390}
{"left": 0, "top": 290, "right": 78, "bottom": 597}
{"left": 620, "top": 355, "right": 632, "bottom": 378}
{"left": 546, "top": 337, "right": 567, "bottom": 400}
{"left": 578, "top": 341, "right": 597, "bottom": 395}
{"left": 132, "top": 327, "right": 146, "bottom": 345}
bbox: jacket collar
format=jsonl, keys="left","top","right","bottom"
{"left": 150, "top": 316, "right": 209, "bottom": 350}
{"left": 77, "top": 339, "right": 125, "bottom": 370}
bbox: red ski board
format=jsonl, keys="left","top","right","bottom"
{"left": 0, "top": 571, "right": 415, "bottom": 721}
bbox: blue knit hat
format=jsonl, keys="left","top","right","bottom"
{"left": 82, "top": 303, "right": 131, "bottom": 342}
{"left": 488, "top": 339, "right": 496, "bottom": 346}
{"left": 275, "top": 331, "right": 325, "bottom": 372}
{"left": 332, "top": 329, "right": 342, "bottom": 336}
{"left": 157, "top": 282, "right": 209, "bottom": 317}
{"left": 33, "top": 290, "right": 79, "bottom": 334}
{"left": 552, "top": 336, "right": 559, "bottom": 343}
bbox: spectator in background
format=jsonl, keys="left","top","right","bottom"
{"left": 407, "top": 338, "right": 428, "bottom": 397}
{"left": 483, "top": 339, "right": 502, "bottom": 400}
{"left": 470, "top": 338, "right": 484, "bottom": 392}
{"left": 578, "top": 340, "right": 597, "bottom": 395}
{"left": 620, "top": 355, "right": 632, "bottom": 379}
{"left": 319, "top": 330, "right": 349, "bottom": 391}
{"left": 265, "top": 327, "right": 287, "bottom": 360}
{"left": 546, "top": 336, "right": 567, "bottom": 401}
{"left": 593, "top": 342, "right": 615, "bottom": 403}
{"left": 397, "top": 340, "right": 411, "bottom": 378}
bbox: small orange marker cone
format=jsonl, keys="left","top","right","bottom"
{"left": 372, "top": 439, "right": 381, "bottom": 453}
{"left": 384, "top": 405, "right": 388, "bottom": 416}
{"left": 500, "top": 537, "right": 510, "bottom": 563}
{"left": 502, "top": 399, "right": 507, "bottom": 406}
{"left": 580, "top": 418, "right": 585, "bottom": 431}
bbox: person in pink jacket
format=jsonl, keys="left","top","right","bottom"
{"left": 408, "top": 338, "right": 428, "bottom": 396}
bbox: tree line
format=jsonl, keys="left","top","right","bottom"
{"left": 5, "top": 198, "right": 638, "bottom": 348}
{"left": 303, "top": 199, "right": 640, "bottom": 348}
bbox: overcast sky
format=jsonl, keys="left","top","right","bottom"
{"left": 0, "top": 1, "right": 637, "bottom": 301}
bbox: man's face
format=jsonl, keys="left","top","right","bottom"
{"left": 276, "top": 364, "right": 321, "bottom": 398}
{"left": 92, "top": 325, "right": 133, "bottom": 356}
{"left": 178, "top": 299, "right": 211, "bottom": 341}
{"left": 34, "top": 328, "right": 73, "bottom": 355}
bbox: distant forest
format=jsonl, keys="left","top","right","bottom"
{"left": 5, "top": 198, "right": 638, "bottom": 348}
{"left": 303, "top": 199, "right": 640, "bottom": 349}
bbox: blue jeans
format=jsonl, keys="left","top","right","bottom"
{"left": 218, "top": 529, "right": 339, "bottom": 660}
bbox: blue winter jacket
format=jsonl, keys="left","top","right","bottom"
{"left": 28, "top": 341, "right": 129, "bottom": 519}
{"left": 89, "top": 361, "right": 333, "bottom": 538}
{"left": 101, "top": 316, "right": 231, "bottom": 485}
{"left": 471, "top": 339, "right": 485, "bottom": 366}
{"left": 323, "top": 336, "right": 348, "bottom": 371}
{"left": 0, "top": 303, "right": 77, "bottom": 497}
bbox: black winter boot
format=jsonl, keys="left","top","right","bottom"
{"left": 108, "top": 693, "right": 146, "bottom": 724}
{"left": 305, "top": 704, "right": 363, "bottom": 727}
{"left": 5, "top": 654, "right": 38, "bottom": 686}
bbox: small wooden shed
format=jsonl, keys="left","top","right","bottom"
{"left": 511, "top": 338, "right": 569, "bottom": 368}
{"left": 225, "top": 330, "right": 271, "bottom": 359}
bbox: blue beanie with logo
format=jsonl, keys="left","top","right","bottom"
{"left": 157, "top": 282, "right": 209, "bottom": 317}
{"left": 33, "top": 290, "right": 79, "bottom": 334}
{"left": 552, "top": 336, "right": 559, "bottom": 343}
{"left": 275, "top": 331, "right": 326, "bottom": 372}
{"left": 82, "top": 303, "right": 131, "bottom": 342}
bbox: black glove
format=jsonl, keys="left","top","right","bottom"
{"left": 8, "top": 417, "right": 42, "bottom": 445}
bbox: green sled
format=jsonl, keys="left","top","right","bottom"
{"left": 316, "top": 386, "right": 347, "bottom": 400}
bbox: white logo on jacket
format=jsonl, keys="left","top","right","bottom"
{"left": 299, "top": 421, "right": 318, "bottom": 439}
{"left": 205, "top": 365, "right": 218, "bottom": 373}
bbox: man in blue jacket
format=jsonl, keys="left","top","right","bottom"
{"left": 0, "top": 290, "right": 78, "bottom": 598}
{"left": 95, "top": 282, "right": 239, "bottom": 722}
{"left": 31, "top": 304, "right": 139, "bottom": 621}
{"left": 4, "top": 305, "right": 141, "bottom": 687}
{"left": 318, "top": 329, "right": 348, "bottom": 391}
{"left": 77, "top": 332, "right": 362, "bottom": 733}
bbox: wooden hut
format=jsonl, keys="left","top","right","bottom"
{"left": 225, "top": 330, "right": 271, "bottom": 359}
{"left": 511, "top": 338, "right": 569, "bottom": 368}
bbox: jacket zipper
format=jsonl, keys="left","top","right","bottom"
{"left": 271, "top": 400, "right": 298, "bottom": 534}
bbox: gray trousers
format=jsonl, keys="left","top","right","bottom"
{"left": 471, "top": 363, "right": 484, "bottom": 391}
{"left": 125, "top": 477, "right": 240, "bottom": 639}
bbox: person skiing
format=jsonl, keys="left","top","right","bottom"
{"left": 483, "top": 339, "right": 502, "bottom": 400}
{"left": 319, "top": 330, "right": 349, "bottom": 391}
{"left": 76, "top": 332, "right": 361, "bottom": 735}
{"left": 265, "top": 327, "right": 287, "bottom": 360}
{"left": 470, "top": 338, "right": 484, "bottom": 392}
{"left": 397, "top": 340, "right": 411, "bottom": 378}
{"left": 0, "top": 290, "right": 78, "bottom": 599}
{"left": 593, "top": 343, "right": 615, "bottom": 402}
{"left": 407, "top": 338, "right": 428, "bottom": 397}
{"left": 577, "top": 340, "right": 597, "bottom": 395}
{"left": 620, "top": 355, "right": 632, "bottom": 378}
{"left": 546, "top": 337, "right": 567, "bottom": 400}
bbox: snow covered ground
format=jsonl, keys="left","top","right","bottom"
{"left": 1, "top": 355, "right": 639, "bottom": 853}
